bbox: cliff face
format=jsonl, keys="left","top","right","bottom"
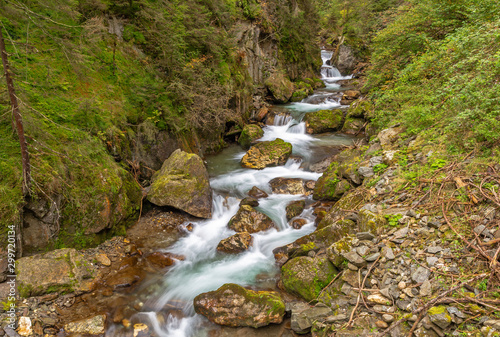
{"left": 0, "top": 0, "right": 321, "bottom": 252}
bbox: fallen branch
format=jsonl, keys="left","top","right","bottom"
{"left": 375, "top": 273, "right": 488, "bottom": 337}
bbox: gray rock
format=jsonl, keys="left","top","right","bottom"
{"left": 484, "top": 320, "right": 500, "bottom": 330}
{"left": 356, "top": 232, "right": 375, "bottom": 241}
{"left": 381, "top": 246, "right": 395, "bottom": 260}
{"left": 426, "top": 257, "right": 439, "bottom": 267}
{"left": 428, "top": 306, "right": 452, "bottom": 329}
{"left": 358, "top": 166, "right": 374, "bottom": 178}
{"left": 474, "top": 225, "right": 491, "bottom": 237}
{"left": 342, "top": 250, "right": 366, "bottom": 268}
{"left": 325, "top": 314, "right": 348, "bottom": 323}
{"left": 382, "top": 314, "right": 394, "bottom": 323}
{"left": 356, "top": 246, "right": 370, "bottom": 256}
{"left": 412, "top": 266, "right": 430, "bottom": 283}
{"left": 420, "top": 280, "right": 432, "bottom": 297}
{"left": 447, "top": 306, "right": 465, "bottom": 319}
{"left": 380, "top": 288, "right": 391, "bottom": 299}
{"left": 291, "top": 304, "right": 333, "bottom": 333}
{"left": 428, "top": 219, "right": 441, "bottom": 229}
{"left": 427, "top": 246, "right": 443, "bottom": 254}
{"left": 369, "top": 156, "right": 383, "bottom": 167}
{"left": 393, "top": 227, "right": 409, "bottom": 239}
{"left": 365, "top": 252, "right": 380, "bottom": 262}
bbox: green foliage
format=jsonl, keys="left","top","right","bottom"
{"left": 373, "top": 163, "right": 388, "bottom": 174}
{"left": 368, "top": 0, "right": 500, "bottom": 152}
{"left": 385, "top": 214, "right": 402, "bottom": 227}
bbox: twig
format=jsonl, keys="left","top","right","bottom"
{"left": 375, "top": 274, "right": 488, "bottom": 337}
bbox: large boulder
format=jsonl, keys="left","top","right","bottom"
{"left": 313, "top": 163, "right": 352, "bottom": 200}
{"left": 333, "top": 44, "right": 358, "bottom": 76}
{"left": 341, "top": 117, "right": 365, "bottom": 134}
{"left": 241, "top": 139, "right": 292, "bottom": 169}
{"left": 147, "top": 149, "right": 212, "bottom": 218}
{"left": 217, "top": 232, "right": 253, "bottom": 254}
{"left": 265, "top": 72, "right": 294, "bottom": 103}
{"left": 17, "top": 248, "right": 96, "bottom": 297}
{"left": 281, "top": 256, "right": 337, "bottom": 302}
{"left": 193, "top": 283, "right": 285, "bottom": 328}
{"left": 286, "top": 200, "right": 305, "bottom": 221}
{"left": 304, "top": 109, "right": 343, "bottom": 134}
{"left": 228, "top": 205, "right": 276, "bottom": 233}
{"left": 238, "top": 124, "right": 264, "bottom": 149}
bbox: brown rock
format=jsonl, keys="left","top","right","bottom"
{"left": 217, "top": 232, "right": 253, "bottom": 254}
{"left": 146, "top": 252, "right": 175, "bottom": 268}
{"left": 286, "top": 200, "right": 305, "bottom": 221}
{"left": 95, "top": 253, "right": 111, "bottom": 267}
{"left": 256, "top": 107, "right": 269, "bottom": 122}
{"left": 291, "top": 218, "right": 307, "bottom": 229}
{"left": 241, "top": 139, "right": 292, "bottom": 170}
{"left": 269, "top": 178, "right": 307, "bottom": 195}
{"left": 239, "top": 197, "right": 259, "bottom": 207}
{"left": 248, "top": 186, "right": 268, "bottom": 199}
{"left": 228, "top": 205, "right": 276, "bottom": 234}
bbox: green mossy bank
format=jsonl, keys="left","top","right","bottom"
{"left": 0, "top": 0, "right": 321, "bottom": 252}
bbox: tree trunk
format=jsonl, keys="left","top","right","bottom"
{"left": 0, "top": 27, "right": 31, "bottom": 195}
{"left": 0, "top": 27, "right": 28, "bottom": 258}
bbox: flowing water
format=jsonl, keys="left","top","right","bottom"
{"left": 111, "top": 51, "right": 359, "bottom": 337}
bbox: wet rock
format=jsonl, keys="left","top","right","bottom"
{"left": 304, "top": 109, "right": 343, "bottom": 134}
{"left": 412, "top": 267, "right": 430, "bottom": 283}
{"left": 286, "top": 200, "right": 306, "bottom": 221}
{"left": 95, "top": 253, "right": 111, "bottom": 266}
{"left": 291, "top": 218, "right": 308, "bottom": 229}
{"left": 147, "top": 149, "right": 212, "bottom": 218}
{"left": 248, "top": 186, "right": 268, "bottom": 199}
{"left": 133, "top": 323, "right": 149, "bottom": 337}
{"left": 238, "top": 124, "right": 264, "bottom": 149}
{"left": 146, "top": 252, "right": 175, "bottom": 268}
{"left": 255, "top": 107, "right": 269, "bottom": 122}
{"left": 17, "top": 248, "right": 96, "bottom": 297}
{"left": 239, "top": 197, "right": 259, "bottom": 207}
{"left": 270, "top": 178, "right": 307, "bottom": 195}
{"left": 217, "top": 232, "right": 253, "bottom": 254}
{"left": 428, "top": 306, "right": 452, "bottom": 329}
{"left": 228, "top": 205, "right": 276, "bottom": 234}
{"left": 193, "top": 283, "right": 285, "bottom": 328}
{"left": 265, "top": 71, "right": 294, "bottom": 103}
{"left": 241, "top": 139, "right": 292, "bottom": 169}
{"left": 64, "top": 314, "right": 106, "bottom": 335}
{"left": 281, "top": 256, "right": 337, "bottom": 302}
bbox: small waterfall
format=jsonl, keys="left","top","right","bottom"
{"left": 273, "top": 114, "right": 293, "bottom": 126}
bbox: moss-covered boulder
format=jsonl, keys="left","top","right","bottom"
{"left": 341, "top": 117, "right": 365, "bottom": 134}
{"left": 265, "top": 72, "right": 294, "bottom": 103}
{"left": 313, "top": 163, "right": 352, "bottom": 200}
{"left": 304, "top": 109, "right": 343, "bottom": 134}
{"left": 281, "top": 256, "right": 338, "bottom": 302}
{"left": 193, "top": 283, "right": 285, "bottom": 328}
{"left": 217, "top": 232, "right": 253, "bottom": 254}
{"left": 17, "top": 248, "right": 97, "bottom": 297}
{"left": 336, "top": 148, "right": 364, "bottom": 185}
{"left": 347, "top": 100, "right": 373, "bottom": 119}
{"left": 358, "top": 209, "right": 387, "bottom": 233}
{"left": 286, "top": 200, "right": 306, "bottom": 221}
{"left": 238, "top": 124, "right": 264, "bottom": 149}
{"left": 290, "top": 81, "right": 314, "bottom": 102}
{"left": 241, "top": 138, "right": 292, "bottom": 169}
{"left": 228, "top": 205, "right": 276, "bottom": 233}
{"left": 147, "top": 149, "right": 212, "bottom": 218}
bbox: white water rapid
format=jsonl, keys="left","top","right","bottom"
{"left": 109, "top": 51, "right": 358, "bottom": 337}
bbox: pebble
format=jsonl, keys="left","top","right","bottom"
{"left": 426, "top": 256, "right": 439, "bottom": 267}
{"left": 397, "top": 281, "right": 406, "bottom": 290}
{"left": 380, "top": 288, "right": 391, "bottom": 299}
{"left": 365, "top": 252, "right": 380, "bottom": 262}
{"left": 367, "top": 294, "right": 391, "bottom": 305}
{"left": 427, "top": 246, "right": 443, "bottom": 254}
{"left": 375, "top": 320, "right": 389, "bottom": 329}
{"left": 342, "top": 251, "right": 366, "bottom": 268}
{"left": 420, "top": 280, "right": 432, "bottom": 296}
{"left": 325, "top": 314, "right": 348, "bottom": 323}
{"left": 96, "top": 253, "right": 112, "bottom": 267}
{"left": 411, "top": 266, "right": 430, "bottom": 283}
{"left": 382, "top": 314, "right": 394, "bottom": 323}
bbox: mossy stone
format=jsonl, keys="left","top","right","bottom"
{"left": 238, "top": 124, "right": 264, "bottom": 149}
{"left": 241, "top": 138, "right": 293, "bottom": 169}
{"left": 281, "top": 256, "right": 337, "bottom": 302}
{"left": 265, "top": 72, "right": 294, "bottom": 103}
{"left": 304, "top": 109, "right": 343, "bottom": 134}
